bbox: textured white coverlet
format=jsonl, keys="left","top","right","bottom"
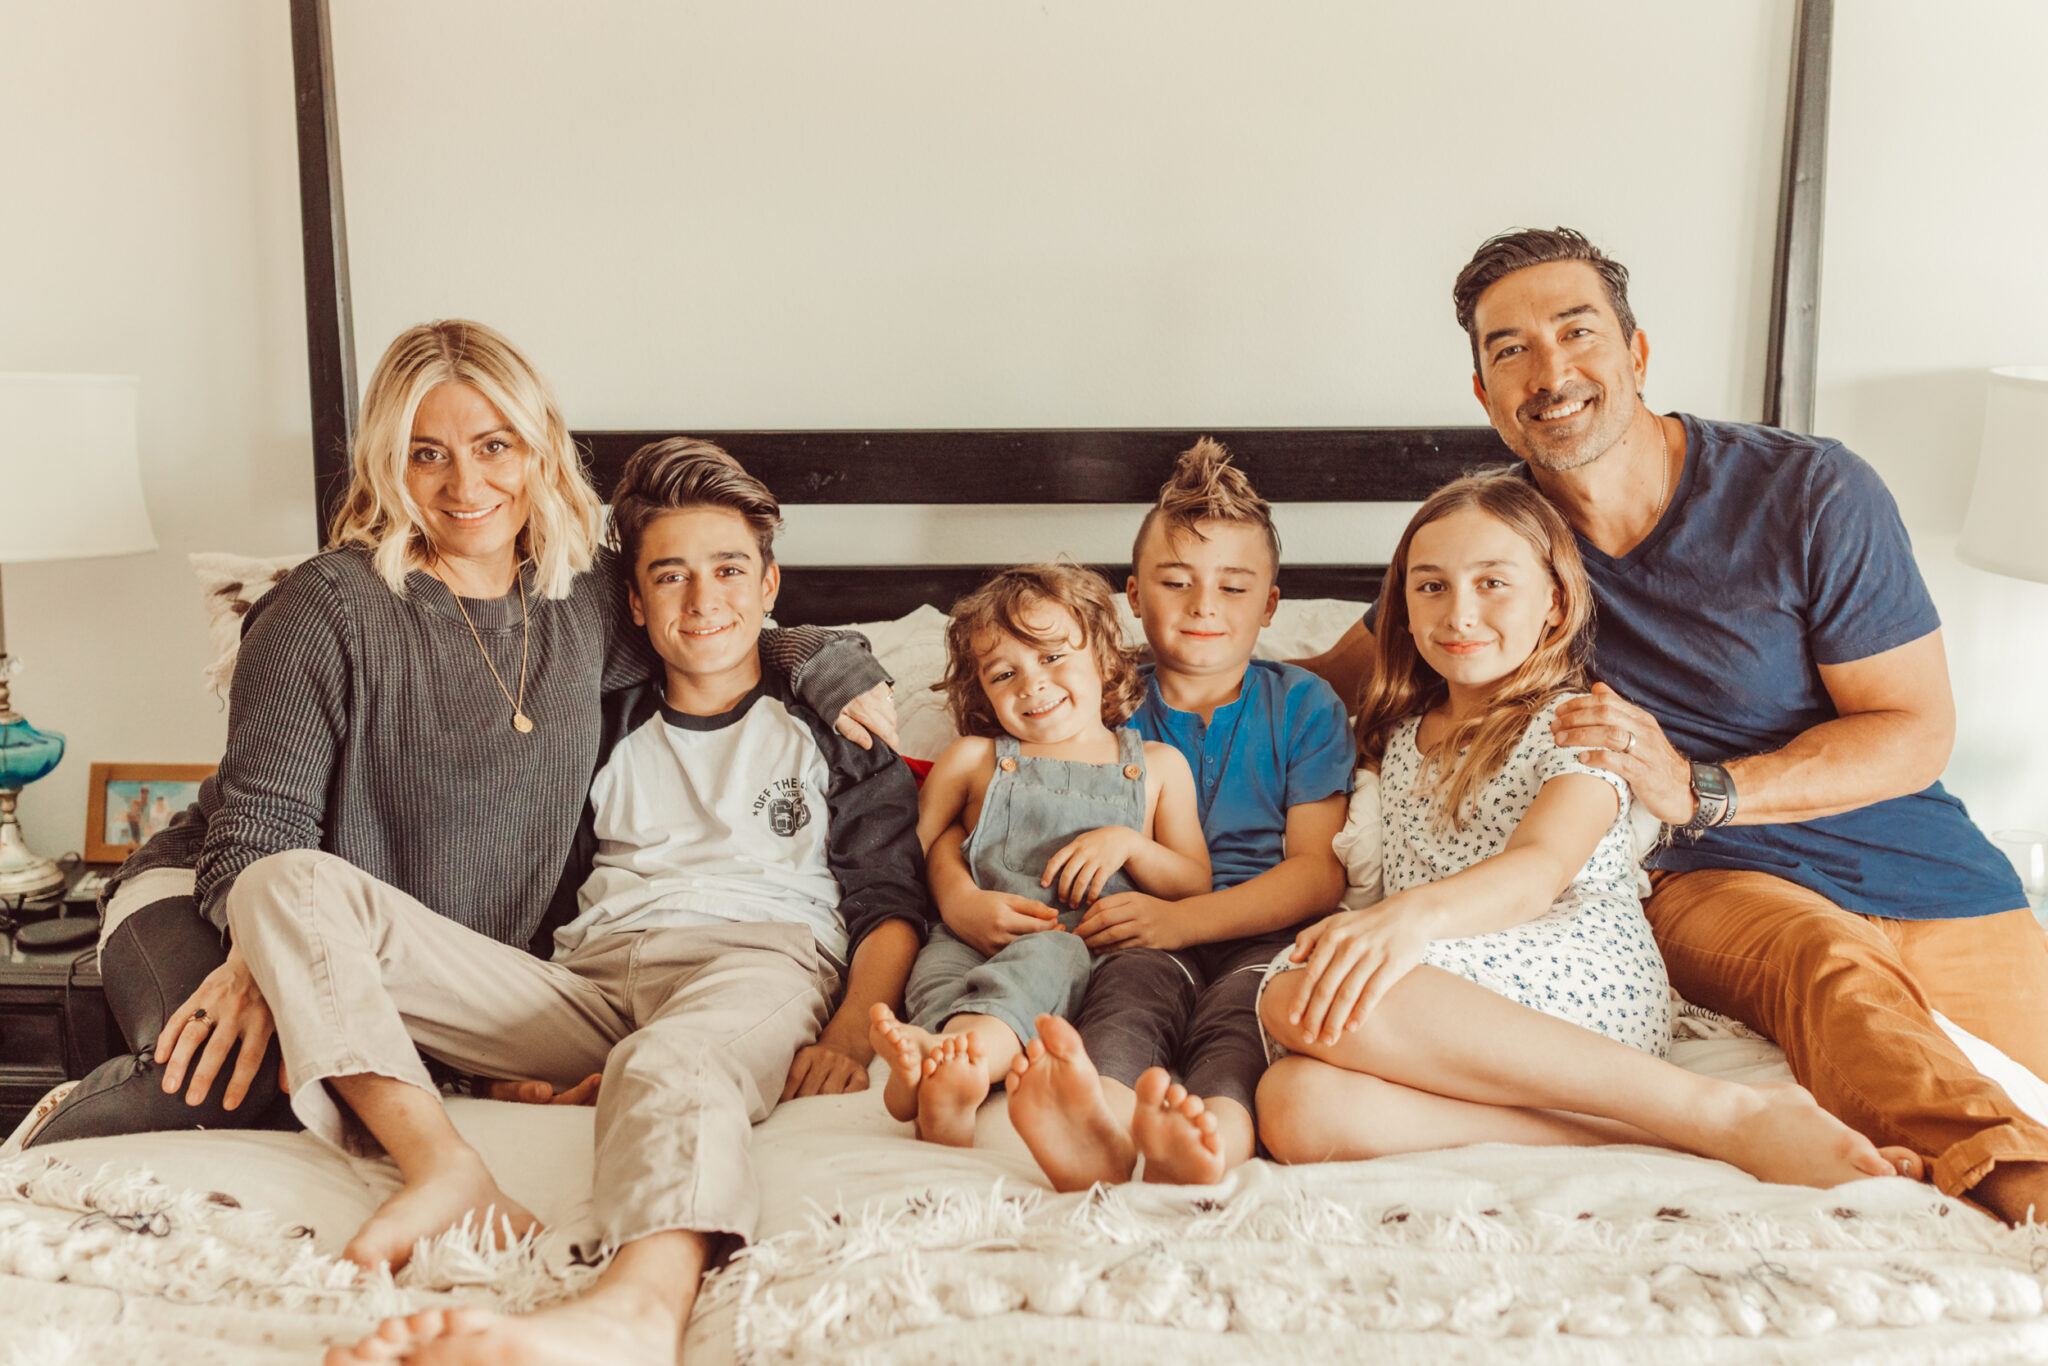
{"left": 4, "top": 1028, "right": 2048, "bottom": 1365}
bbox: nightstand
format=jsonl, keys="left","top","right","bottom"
{"left": 1, "top": 867, "right": 121, "bottom": 1132}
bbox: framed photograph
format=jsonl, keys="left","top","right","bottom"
{"left": 85, "top": 763, "right": 216, "bottom": 864}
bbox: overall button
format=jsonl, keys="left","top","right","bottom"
{"left": 999, "top": 757, "right": 1018, "bottom": 772}
{"left": 1123, "top": 763, "right": 1142, "bottom": 780}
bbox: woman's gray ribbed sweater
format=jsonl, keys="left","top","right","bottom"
{"left": 149, "top": 546, "right": 875, "bottom": 950}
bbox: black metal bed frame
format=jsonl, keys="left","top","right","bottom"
{"left": 281, "top": 2, "right": 1832, "bottom": 624}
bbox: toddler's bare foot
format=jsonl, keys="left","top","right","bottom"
{"left": 1005, "top": 1014, "right": 1134, "bottom": 1191}
{"left": 1132, "top": 1067, "right": 1227, "bottom": 1186}
{"left": 1703, "top": 1082, "right": 1901, "bottom": 1189}
{"left": 870, "top": 1003, "right": 939, "bottom": 1124}
{"left": 342, "top": 1148, "right": 537, "bottom": 1272}
{"left": 916, "top": 1033, "right": 990, "bottom": 1147}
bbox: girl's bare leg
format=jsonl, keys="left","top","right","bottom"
{"left": 1257, "top": 1055, "right": 1666, "bottom": 1164}
{"left": 1260, "top": 966, "right": 1900, "bottom": 1188}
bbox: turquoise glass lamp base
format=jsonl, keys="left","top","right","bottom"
{"left": 0, "top": 713, "right": 67, "bottom": 902}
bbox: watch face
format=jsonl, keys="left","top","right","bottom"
{"left": 1691, "top": 762, "right": 1732, "bottom": 800}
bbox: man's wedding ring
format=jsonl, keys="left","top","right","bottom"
{"left": 1623, "top": 731, "right": 1636, "bottom": 754}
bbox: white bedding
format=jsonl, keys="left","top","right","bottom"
{"left": 6, "top": 1020, "right": 2048, "bottom": 1365}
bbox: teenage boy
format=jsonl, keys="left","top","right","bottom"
{"left": 315, "top": 438, "right": 928, "bottom": 1366}
{"left": 933, "top": 437, "right": 1352, "bottom": 1189}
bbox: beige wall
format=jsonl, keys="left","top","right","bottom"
{"left": 3, "top": 1, "right": 2042, "bottom": 865}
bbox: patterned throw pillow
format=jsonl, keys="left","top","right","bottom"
{"left": 190, "top": 552, "right": 310, "bottom": 695}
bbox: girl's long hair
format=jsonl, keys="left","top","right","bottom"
{"left": 1354, "top": 470, "right": 1595, "bottom": 831}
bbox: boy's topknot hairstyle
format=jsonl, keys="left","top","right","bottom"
{"left": 1130, "top": 436, "right": 1281, "bottom": 572}
{"left": 608, "top": 436, "right": 783, "bottom": 570}
{"left": 937, "top": 562, "right": 1145, "bottom": 739}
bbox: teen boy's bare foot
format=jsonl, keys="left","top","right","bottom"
{"left": 870, "top": 1003, "right": 938, "bottom": 1124}
{"left": 917, "top": 1033, "right": 990, "bottom": 1147}
{"left": 342, "top": 1148, "right": 539, "bottom": 1273}
{"left": 1005, "top": 1014, "right": 1134, "bottom": 1191}
{"left": 1132, "top": 1067, "right": 1227, "bottom": 1186}
{"left": 323, "top": 1285, "right": 675, "bottom": 1365}
{"left": 1701, "top": 1083, "right": 1904, "bottom": 1190}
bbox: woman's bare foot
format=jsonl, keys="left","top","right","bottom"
{"left": 1879, "top": 1146, "right": 1925, "bottom": 1182}
{"left": 1131, "top": 1067, "right": 1227, "bottom": 1186}
{"left": 916, "top": 1033, "right": 990, "bottom": 1147}
{"left": 1005, "top": 1015, "right": 1135, "bottom": 1191}
{"left": 1698, "top": 1082, "right": 1902, "bottom": 1189}
{"left": 342, "top": 1148, "right": 539, "bottom": 1272}
{"left": 323, "top": 1291, "right": 675, "bottom": 1365}
{"left": 870, "top": 1003, "right": 939, "bottom": 1124}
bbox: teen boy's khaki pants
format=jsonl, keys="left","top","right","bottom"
{"left": 1646, "top": 868, "right": 2048, "bottom": 1198}
{"left": 225, "top": 849, "right": 835, "bottom": 1248}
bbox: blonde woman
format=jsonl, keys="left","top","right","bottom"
{"left": 31, "top": 320, "right": 892, "bottom": 1145}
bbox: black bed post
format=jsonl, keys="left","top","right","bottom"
{"left": 1763, "top": 0, "right": 1833, "bottom": 434}
{"left": 291, "top": 0, "right": 358, "bottom": 545}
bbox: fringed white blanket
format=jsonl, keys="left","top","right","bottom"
{"left": 5, "top": 1027, "right": 2048, "bottom": 1365}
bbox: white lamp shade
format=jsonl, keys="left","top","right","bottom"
{"left": 0, "top": 372, "right": 157, "bottom": 563}
{"left": 1960, "top": 366, "right": 2048, "bottom": 585}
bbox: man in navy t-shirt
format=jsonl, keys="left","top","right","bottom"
{"left": 1305, "top": 227, "right": 2048, "bottom": 1225}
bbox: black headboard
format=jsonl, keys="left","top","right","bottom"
{"left": 571, "top": 425, "right": 1512, "bottom": 624}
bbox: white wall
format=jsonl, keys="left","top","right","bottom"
{"left": 0, "top": 1, "right": 311, "bottom": 862}
{"left": 1817, "top": 0, "right": 2048, "bottom": 836}
{"left": 5, "top": 1, "right": 2042, "bottom": 861}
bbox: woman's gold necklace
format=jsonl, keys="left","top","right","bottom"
{"left": 442, "top": 559, "right": 534, "bottom": 733}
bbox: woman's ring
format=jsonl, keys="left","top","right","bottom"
{"left": 191, "top": 1008, "right": 212, "bottom": 1027}
{"left": 1623, "top": 731, "right": 1637, "bottom": 754}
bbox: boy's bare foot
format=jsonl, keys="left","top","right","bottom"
{"left": 1701, "top": 1082, "right": 1904, "bottom": 1190}
{"left": 916, "top": 1033, "right": 990, "bottom": 1147}
{"left": 323, "top": 1287, "right": 675, "bottom": 1365}
{"left": 870, "top": 1003, "right": 939, "bottom": 1124}
{"left": 1005, "top": 1015, "right": 1134, "bottom": 1191}
{"left": 1132, "top": 1067, "right": 1227, "bottom": 1186}
{"left": 342, "top": 1148, "right": 538, "bottom": 1272}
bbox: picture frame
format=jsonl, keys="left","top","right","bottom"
{"left": 84, "top": 762, "right": 216, "bottom": 864}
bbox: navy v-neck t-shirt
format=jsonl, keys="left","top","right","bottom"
{"left": 1376, "top": 414, "right": 2021, "bottom": 921}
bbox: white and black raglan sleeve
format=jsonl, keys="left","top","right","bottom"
{"left": 796, "top": 704, "right": 931, "bottom": 952}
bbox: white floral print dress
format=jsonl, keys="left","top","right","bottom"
{"left": 1373, "top": 696, "right": 1672, "bottom": 1056}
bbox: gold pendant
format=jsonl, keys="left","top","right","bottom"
{"left": 512, "top": 712, "right": 535, "bottom": 733}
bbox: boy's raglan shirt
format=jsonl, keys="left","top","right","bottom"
{"left": 549, "top": 673, "right": 930, "bottom": 962}
{"left": 1130, "top": 659, "right": 1354, "bottom": 891}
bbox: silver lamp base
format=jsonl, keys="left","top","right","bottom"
{"left": 0, "top": 793, "right": 65, "bottom": 902}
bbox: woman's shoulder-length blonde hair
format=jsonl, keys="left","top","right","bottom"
{"left": 328, "top": 320, "right": 602, "bottom": 599}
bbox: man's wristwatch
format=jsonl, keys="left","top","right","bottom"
{"left": 1678, "top": 760, "right": 1737, "bottom": 836}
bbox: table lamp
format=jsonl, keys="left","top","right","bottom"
{"left": 0, "top": 374, "right": 157, "bottom": 901}
{"left": 1960, "top": 366, "right": 2048, "bottom": 584}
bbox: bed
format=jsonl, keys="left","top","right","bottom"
{"left": 5, "top": 429, "right": 2048, "bottom": 1366}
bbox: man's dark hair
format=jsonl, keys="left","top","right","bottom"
{"left": 1453, "top": 227, "right": 1637, "bottom": 376}
{"left": 609, "top": 437, "right": 782, "bottom": 570}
